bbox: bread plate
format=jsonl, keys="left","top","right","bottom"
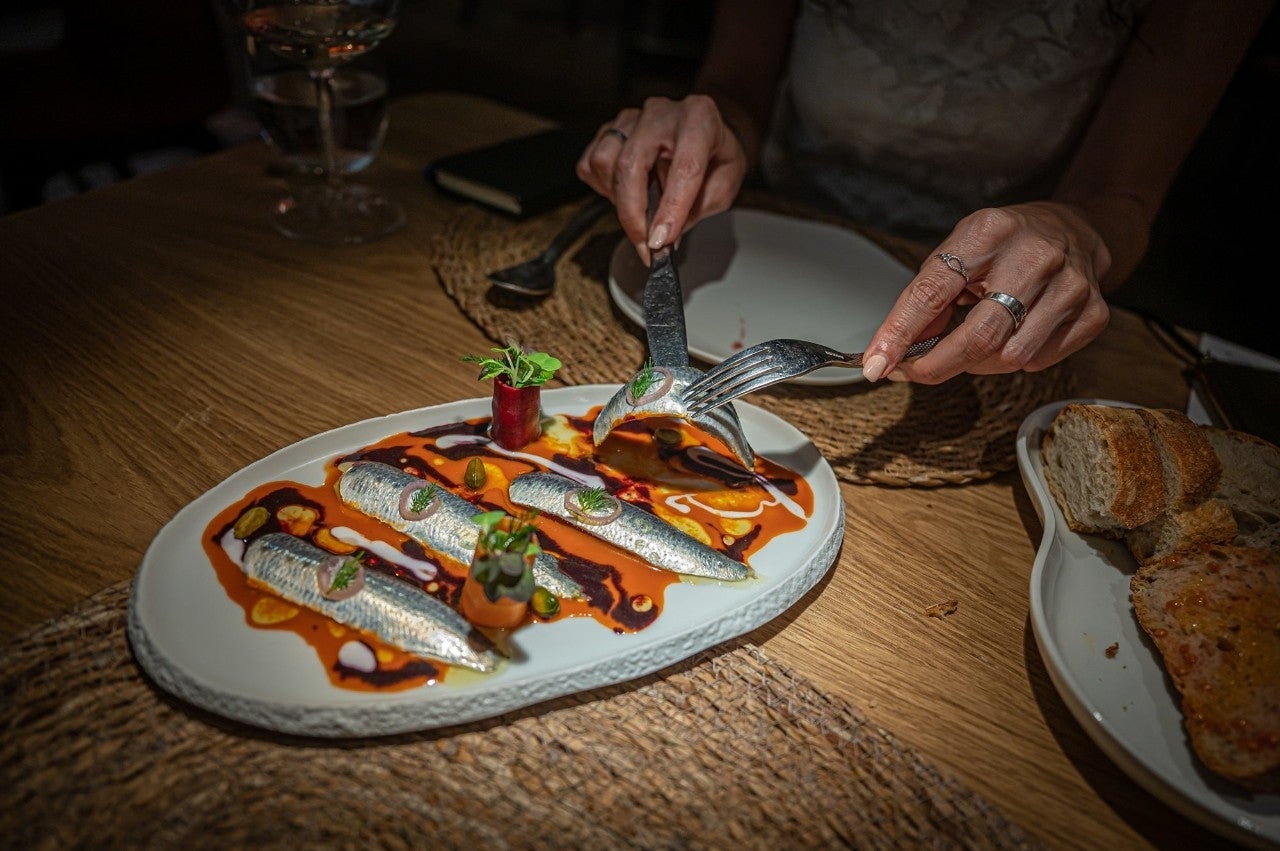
{"left": 128, "top": 385, "right": 843, "bottom": 738}
{"left": 1017, "top": 399, "right": 1280, "bottom": 848}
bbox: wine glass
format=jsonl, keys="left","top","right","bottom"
{"left": 228, "top": 0, "right": 405, "bottom": 245}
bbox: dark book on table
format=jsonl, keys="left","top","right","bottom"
{"left": 425, "top": 126, "right": 593, "bottom": 218}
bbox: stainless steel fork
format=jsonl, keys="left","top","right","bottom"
{"left": 683, "top": 335, "right": 942, "bottom": 416}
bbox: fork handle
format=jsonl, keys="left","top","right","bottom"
{"left": 539, "top": 195, "right": 611, "bottom": 261}
{"left": 841, "top": 335, "right": 942, "bottom": 367}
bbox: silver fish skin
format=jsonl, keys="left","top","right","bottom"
{"left": 507, "top": 471, "right": 751, "bottom": 582}
{"left": 592, "top": 365, "right": 755, "bottom": 470}
{"left": 338, "top": 460, "right": 586, "bottom": 601}
{"left": 242, "top": 533, "right": 504, "bottom": 673}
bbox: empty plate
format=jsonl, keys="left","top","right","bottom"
{"left": 608, "top": 208, "right": 915, "bottom": 385}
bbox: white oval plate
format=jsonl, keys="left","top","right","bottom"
{"left": 1017, "top": 399, "right": 1280, "bottom": 849}
{"left": 607, "top": 208, "right": 914, "bottom": 386}
{"left": 127, "top": 385, "right": 843, "bottom": 738}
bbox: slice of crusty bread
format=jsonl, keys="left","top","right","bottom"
{"left": 1202, "top": 427, "right": 1280, "bottom": 550}
{"left": 1136, "top": 407, "right": 1221, "bottom": 510}
{"left": 1041, "top": 403, "right": 1166, "bottom": 535}
{"left": 1124, "top": 498, "right": 1237, "bottom": 565}
{"left": 1130, "top": 545, "right": 1280, "bottom": 791}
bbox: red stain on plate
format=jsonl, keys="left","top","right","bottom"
{"left": 731, "top": 315, "right": 747, "bottom": 350}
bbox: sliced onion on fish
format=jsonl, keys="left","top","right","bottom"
{"left": 242, "top": 533, "right": 504, "bottom": 673}
{"left": 509, "top": 471, "right": 751, "bottom": 582}
{"left": 625, "top": 366, "right": 673, "bottom": 406}
{"left": 564, "top": 488, "right": 623, "bottom": 526}
{"left": 398, "top": 482, "right": 441, "bottom": 522}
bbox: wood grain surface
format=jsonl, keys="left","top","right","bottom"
{"left": 0, "top": 93, "right": 1243, "bottom": 850}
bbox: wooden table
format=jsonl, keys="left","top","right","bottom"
{"left": 0, "top": 93, "right": 1235, "bottom": 850}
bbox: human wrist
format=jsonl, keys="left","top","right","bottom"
{"left": 1053, "top": 192, "right": 1153, "bottom": 293}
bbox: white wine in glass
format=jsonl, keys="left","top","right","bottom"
{"left": 232, "top": 0, "right": 405, "bottom": 245}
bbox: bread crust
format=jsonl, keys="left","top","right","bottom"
{"left": 1124, "top": 498, "right": 1237, "bottom": 565}
{"left": 1041, "top": 403, "right": 1166, "bottom": 534}
{"left": 1136, "top": 407, "right": 1222, "bottom": 509}
{"left": 1130, "top": 545, "right": 1280, "bottom": 792}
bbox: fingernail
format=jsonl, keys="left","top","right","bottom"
{"left": 861, "top": 353, "right": 888, "bottom": 382}
{"left": 633, "top": 242, "right": 649, "bottom": 263}
{"left": 648, "top": 223, "right": 670, "bottom": 249}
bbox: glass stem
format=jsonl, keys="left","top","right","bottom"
{"left": 312, "top": 66, "right": 341, "bottom": 190}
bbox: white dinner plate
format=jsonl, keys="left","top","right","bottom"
{"left": 1017, "top": 399, "right": 1280, "bottom": 849}
{"left": 127, "top": 385, "right": 843, "bottom": 738}
{"left": 607, "top": 208, "right": 914, "bottom": 385}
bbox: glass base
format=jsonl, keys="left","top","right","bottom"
{"left": 272, "top": 183, "right": 405, "bottom": 245}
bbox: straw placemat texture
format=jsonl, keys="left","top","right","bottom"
{"left": 433, "top": 191, "right": 1074, "bottom": 486}
{"left": 2, "top": 580, "right": 1041, "bottom": 850}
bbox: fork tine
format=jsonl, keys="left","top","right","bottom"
{"left": 699, "top": 345, "right": 774, "bottom": 381}
{"left": 683, "top": 351, "right": 777, "bottom": 406}
{"left": 685, "top": 360, "right": 777, "bottom": 408}
{"left": 687, "top": 369, "right": 788, "bottom": 417}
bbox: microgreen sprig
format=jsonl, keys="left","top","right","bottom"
{"left": 628, "top": 358, "right": 657, "bottom": 400}
{"left": 574, "top": 486, "right": 611, "bottom": 512}
{"left": 329, "top": 550, "right": 365, "bottom": 592}
{"left": 463, "top": 342, "right": 561, "bottom": 388}
{"left": 470, "top": 510, "right": 540, "bottom": 603}
{"left": 410, "top": 483, "right": 439, "bottom": 513}
{"left": 472, "top": 509, "right": 541, "bottom": 557}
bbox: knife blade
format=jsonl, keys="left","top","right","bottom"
{"left": 641, "top": 178, "right": 690, "bottom": 369}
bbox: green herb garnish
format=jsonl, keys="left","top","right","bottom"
{"left": 470, "top": 510, "right": 540, "bottom": 603}
{"left": 575, "top": 486, "right": 611, "bottom": 512}
{"left": 410, "top": 483, "right": 439, "bottom": 513}
{"left": 472, "top": 510, "right": 541, "bottom": 557}
{"left": 628, "top": 358, "right": 657, "bottom": 400}
{"left": 330, "top": 551, "right": 365, "bottom": 591}
{"left": 463, "top": 342, "right": 561, "bottom": 388}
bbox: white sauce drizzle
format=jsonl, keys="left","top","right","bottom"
{"left": 684, "top": 447, "right": 808, "bottom": 520}
{"left": 435, "top": 432, "right": 607, "bottom": 488}
{"left": 329, "top": 526, "right": 437, "bottom": 581}
{"left": 220, "top": 529, "right": 247, "bottom": 567}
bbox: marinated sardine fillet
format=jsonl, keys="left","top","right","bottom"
{"left": 592, "top": 366, "right": 755, "bottom": 470}
{"left": 338, "top": 460, "right": 585, "bottom": 600}
{"left": 508, "top": 471, "right": 751, "bottom": 582}
{"left": 242, "top": 532, "right": 504, "bottom": 673}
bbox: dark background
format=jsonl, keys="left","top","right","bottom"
{"left": 1, "top": 0, "right": 1276, "bottom": 359}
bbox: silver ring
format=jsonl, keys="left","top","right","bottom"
{"left": 937, "top": 252, "right": 969, "bottom": 282}
{"left": 603, "top": 127, "right": 628, "bottom": 143}
{"left": 984, "top": 291, "right": 1027, "bottom": 330}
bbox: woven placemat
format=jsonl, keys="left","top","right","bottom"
{"left": 432, "top": 191, "right": 1074, "bottom": 486}
{"left": 1, "top": 580, "right": 1041, "bottom": 850}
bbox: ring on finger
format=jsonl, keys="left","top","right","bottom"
{"left": 984, "top": 291, "right": 1027, "bottom": 330}
{"left": 602, "top": 127, "right": 628, "bottom": 143}
{"left": 937, "top": 252, "right": 969, "bottom": 283}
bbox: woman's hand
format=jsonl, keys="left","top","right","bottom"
{"left": 859, "top": 201, "right": 1113, "bottom": 383}
{"left": 575, "top": 95, "right": 749, "bottom": 264}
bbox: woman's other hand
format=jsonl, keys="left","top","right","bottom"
{"left": 859, "top": 201, "right": 1112, "bottom": 383}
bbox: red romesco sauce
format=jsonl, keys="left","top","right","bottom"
{"left": 203, "top": 407, "right": 814, "bottom": 693}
